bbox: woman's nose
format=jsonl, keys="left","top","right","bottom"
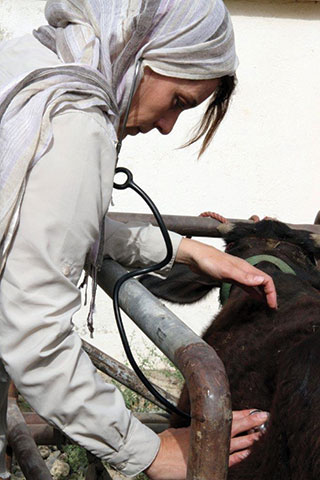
{"left": 155, "top": 111, "right": 180, "bottom": 135}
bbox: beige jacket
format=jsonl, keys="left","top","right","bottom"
{"left": 0, "top": 34, "right": 182, "bottom": 477}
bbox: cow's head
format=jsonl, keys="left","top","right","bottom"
{"left": 219, "top": 219, "right": 320, "bottom": 270}
{"left": 140, "top": 219, "right": 320, "bottom": 304}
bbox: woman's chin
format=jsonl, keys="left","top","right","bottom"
{"left": 126, "top": 127, "right": 140, "bottom": 136}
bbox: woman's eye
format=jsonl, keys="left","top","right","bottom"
{"left": 174, "top": 97, "right": 186, "bottom": 110}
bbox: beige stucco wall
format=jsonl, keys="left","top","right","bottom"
{"left": 0, "top": 0, "right": 319, "bottom": 365}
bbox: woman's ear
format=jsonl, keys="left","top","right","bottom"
{"left": 139, "top": 263, "right": 221, "bottom": 304}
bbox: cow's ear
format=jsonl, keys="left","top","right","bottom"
{"left": 139, "top": 263, "right": 221, "bottom": 304}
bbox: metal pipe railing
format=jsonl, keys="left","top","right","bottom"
{"left": 108, "top": 212, "right": 320, "bottom": 237}
{"left": 82, "top": 340, "right": 178, "bottom": 410}
{"left": 98, "top": 259, "right": 231, "bottom": 480}
{"left": 22, "top": 411, "right": 170, "bottom": 443}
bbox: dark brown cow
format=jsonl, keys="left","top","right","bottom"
{"left": 140, "top": 219, "right": 320, "bottom": 479}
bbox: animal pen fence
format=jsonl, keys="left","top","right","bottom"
{"left": 4, "top": 212, "right": 320, "bottom": 480}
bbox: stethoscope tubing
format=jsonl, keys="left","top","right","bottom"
{"left": 113, "top": 167, "right": 190, "bottom": 419}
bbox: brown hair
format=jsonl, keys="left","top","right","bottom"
{"left": 186, "top": 75, "right": 237, "bottom": 156}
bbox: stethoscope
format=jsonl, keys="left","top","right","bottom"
{"left": 113, "top": 60, "right": 190, "bottom": 419}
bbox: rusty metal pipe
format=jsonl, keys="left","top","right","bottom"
{"left": 20, "top": 413, "right": 65, "bottom": 446}
{"left": 175, "top": 343, "right": 231, "bottom": 480}
{"left": 28, "top": 424, "right": 61, "bottom": 446}
{"left": 98, "top": 259, "right": 231, "bottom": 480}
{"left": 22, "top": 412, "right": 169, "bottom": 445}
{"left": 23, "top": 410, "right": 170, "bottom": 429}
{"left": 82, "top": 340, "right": 178, "bottom": 411}
{"left": 24, "top": 420, "right": 168, "bottom": 443}
{"left": 23, "top": 412, "right": 47, "bottom": 425}
{"left": 7, "top": 399, "right": 52, "bottom": 480}
{"left": 135, "top": 413, "right": 169, "bottom": 433}
{"left": 108, "top": 212, "right": 320, "bottom": 237}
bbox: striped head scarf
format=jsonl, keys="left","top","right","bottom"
{"left": 0, "top": 0, "right": 237, "bottom": 275}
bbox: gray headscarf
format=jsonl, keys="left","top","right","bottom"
{"left": 0, "top": 0, "right": 237, "bottom": 275}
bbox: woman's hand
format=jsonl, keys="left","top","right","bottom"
{"left": 145, "top": 410, "right": 269, "bottom": 480}
{"left": 229, "top": 410, "right": 268, "bottom": 466}
{"left": 175, "top": 238, "right": 277, "bottom": 309}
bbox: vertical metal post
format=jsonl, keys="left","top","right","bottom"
{"left": 7, "top": 384, "right": 52, "bottom": 480}
{"left": 98, "top": 259, "right": 231, "bottom": 480}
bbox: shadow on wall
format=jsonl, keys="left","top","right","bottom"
{"left": 227, "top": 0, "right": 320, "bottom": 21}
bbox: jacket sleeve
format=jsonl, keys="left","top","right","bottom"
{"left": 104, "top": 217, "right": 182, "bottom": 274}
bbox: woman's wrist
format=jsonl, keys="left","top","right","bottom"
{"left": 175, "top": 238, "right": 204, "bottom": 266}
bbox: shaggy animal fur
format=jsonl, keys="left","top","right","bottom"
{"left": 140, "top": 220, "right": 320, "bottom": 479}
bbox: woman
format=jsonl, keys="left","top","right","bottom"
{"left": 0, "top": 1, "right": 274, "bottom": 478}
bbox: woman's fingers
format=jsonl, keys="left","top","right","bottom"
{"left": 219, "top": 255, "right": 278, "bottom": 309}
{"left": 176, "top": 239, "right": 278, "bottom": 309}
{"left": 232, "top": 270, "right": 278, "bottom": 309}
{"left": 230, "top": 432, "right": 261, "bottom": 454}
{"left": 146, "top": 410, "right": 269, "bottom": 478}
{"left": 229, "top": 449, "right": 250, "bottom": 467}
{"left": 231, "top": 410, "right": 269, "bottom": 437}
{"left": 228, "top": 410, "right": 269, "bottom": 466}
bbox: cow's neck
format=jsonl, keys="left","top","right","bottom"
{"left": 220, "top": 254, "right": 297, "bottom": 305}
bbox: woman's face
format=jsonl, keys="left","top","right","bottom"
{"left": 121, "top": 67, "right": 220, "bottom": 137}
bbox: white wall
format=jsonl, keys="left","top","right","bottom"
{"left": 1, "top": 0, "right": 319, "bottom": 365}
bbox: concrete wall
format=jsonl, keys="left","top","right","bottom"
{"left": 1, "top": 0, "right": 319, "bottom": 365}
